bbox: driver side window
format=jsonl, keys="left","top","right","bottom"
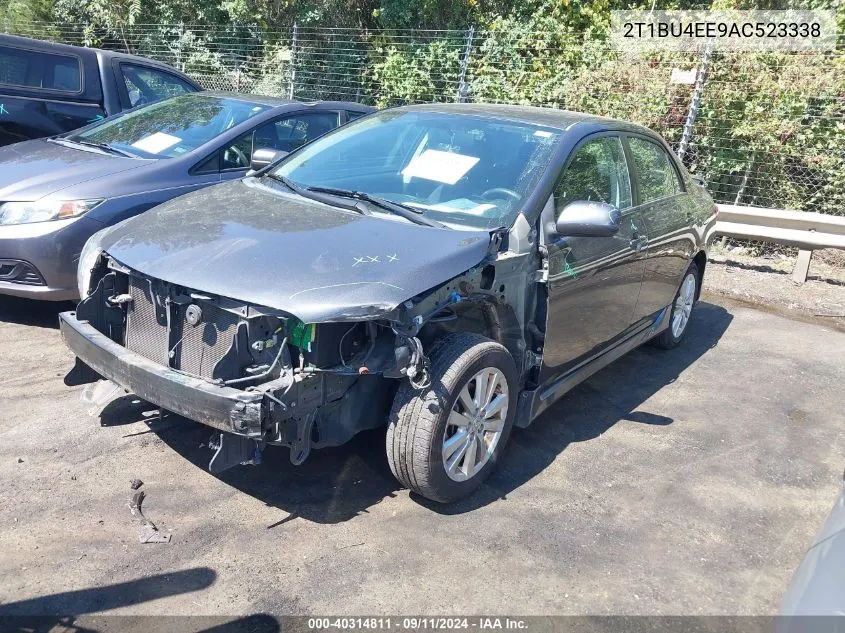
{"left": 220, "top": 128, "right": 258, "bottom": 171}
{"left": 216, "top": 113, "right": 343, "bottom": 172}
{"left": 555, "top": 136, "right": 632, "bottom": 212}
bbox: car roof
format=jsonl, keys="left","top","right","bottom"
{"left": 394, "top": 102, "right": 657, "bottom": 137}
{"left": 0, "top": 33, "right": 182, "bottom": 70}
{"left": 195, "top": 90, "right": 376, "bottom": 112}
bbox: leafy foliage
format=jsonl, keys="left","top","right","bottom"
{"left": 1, "top": 0, "right": 843, "bottom": 213}
{"left": 366, "top": 37, "right": 464, "bottom": 106}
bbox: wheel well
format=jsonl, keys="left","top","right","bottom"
{"left": 420, "top": 298, "right": 525, "bottom": 375}
{"left": 693, "top": 251, "right": 707, "bottom": 299}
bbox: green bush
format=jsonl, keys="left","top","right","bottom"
{"left": 365, "top": 38, "right": 464, "bottom": 106}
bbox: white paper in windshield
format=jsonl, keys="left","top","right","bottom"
{"left": 409, "top": 199, "right": 497, "bottom": 216}
{"left": 131, "top": 132, "right": 182, "bottom": 154}
{"left": 401, "top": 149, "right": 479, "bottom": 185}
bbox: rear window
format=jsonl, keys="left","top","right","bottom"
{"left": 120, "top": 63, "right": 195, "bottom": 107}
{"left": 0, "top": 45, "right": 81, "bottom": 93}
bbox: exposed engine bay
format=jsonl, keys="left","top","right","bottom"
{"left": 69, "top": 233, "right": 541, "bottom": 474}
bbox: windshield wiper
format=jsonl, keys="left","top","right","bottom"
{"left": 265, "top": 174, "right": 370, "bottom": 215}
{"left": 54, "top": 138, "right": 136, "bottom": 158}
{"left": 306, "top": 186, "right": 446, "bottom": 229}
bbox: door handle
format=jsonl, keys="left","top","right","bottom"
{"left": 630, "top": 235, "right": 649, "bottom": 252}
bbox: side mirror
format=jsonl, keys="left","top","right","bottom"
{"left": 554, "top": 200, "right": 621, "bottom": 238}
{"left": 250, "top": 148, "right": 288, "bottom": 172}
{"left": 690, "top": 174, "right": 707, "bottom": 189}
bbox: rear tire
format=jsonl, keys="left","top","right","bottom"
{"left": 386, "top": 333, "right": 517, "bottom": 503}
{"left": 652, "top": 262, "right": 699, "bottom": 350}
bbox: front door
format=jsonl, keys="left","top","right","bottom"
{"left": 540, "top": 134, "right": 647, "bottom": 383}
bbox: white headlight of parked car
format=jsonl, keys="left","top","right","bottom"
{"left": 0, "top": 199, "right": 104, "bottom": 225}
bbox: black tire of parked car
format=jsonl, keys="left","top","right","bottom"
{"left": 386, "top": 332, "right": 518, "bottom": 503}
{"left": 651, "top": 262, "right": 700, "bottom": 350}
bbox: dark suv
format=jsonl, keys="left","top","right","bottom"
{"left": 0, "top": 34, "right": 200, "bottom": 146}
{"left": 61, "top": 104, "right": 715, "bottom": 504}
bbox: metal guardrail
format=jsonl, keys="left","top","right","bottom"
{"left": 709, "top": 204, "right": 845, "bottom": 283}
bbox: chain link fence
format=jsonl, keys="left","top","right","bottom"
{"left": 5, "top": 21, "right": 845, "bottom": 219}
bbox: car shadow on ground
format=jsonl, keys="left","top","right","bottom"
{"left": 103, "top": 301, "right": 733, "bottom": 523}
{"left": 430, "top": 300, "right": 733, "bottom": 514}
{"left": 721, "top": 258, "right": 845, "bottom": 287}
{"left": 0, "top": 566, "right": 279, "bottom": 630}
{"left": 0, "top": 296, "right": 73, "bottom": 329}
{"left": 0, "top": 567, "right": 213, "bottom": 613}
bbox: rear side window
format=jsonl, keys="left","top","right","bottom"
{"left": 272, "top": 111, "right": 340, "bottom": 152}
{"left": 627, "top": 137, "right": 681, "bottom": 204}
{"left": 214, "top": 112, "right": 342, "bottom": 172}
{"left": 121, "top": 64, "right": 195, "bottom": 107}
{"left": 346, "top": 110, "right": 368, "bottom": 121}
{"left": 0, "top": 45, "right": 81, "bottom": 92}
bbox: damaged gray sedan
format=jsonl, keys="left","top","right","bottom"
{"left": 60, "top": 104, "right": 714, "bottom": 503}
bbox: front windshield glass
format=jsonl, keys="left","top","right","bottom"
{"left": 271, "top": 110, "right": 562, "bottom": 229}
{"left": 66, "top": 94, "right": 270, "bottom": 158}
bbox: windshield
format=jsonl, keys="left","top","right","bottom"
{"left": 271, "top": 110, "right": 562, "bottom": 229}
{"left": 66, "top": 94, "right": 270, "bottom": 158}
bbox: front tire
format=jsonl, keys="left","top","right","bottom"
{"left": 386, "top": 333, "right": 517, "bottom": 503}
{"left": 652, "top": 262, "right": 699, "bottom": 350}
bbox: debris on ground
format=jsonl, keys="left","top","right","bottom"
{"left": 128, "top": 481, "right": 171, "bottom": 544}
{"left": 80, "top": 379, "right": 123, "bottom": 417}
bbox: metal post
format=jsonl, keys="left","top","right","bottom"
{"left": 792, "top": 249, "right": 813, "bottom": 284}
{"left": 176, "top": 22, "right": 185, "bottom": 72}
{"left": 678, "top": 37, "right": 714, "bottom": 161}
{"left": 288, "top": 22, "right": 298, "bottom": 100}
{"left": 456, "top": 25, "right": 475, "bottom": 103}
{"left": 733, "top": 151, "right": 756, "bottom": 204}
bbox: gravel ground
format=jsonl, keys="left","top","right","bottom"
{"left": 0, "top": 293, "right": 843, "bottom": 617}
{"left": 704, "top": 249, "right": 845, "bottom": 331}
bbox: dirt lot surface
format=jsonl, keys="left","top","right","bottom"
{"left": 704, "top": 249, "right": 845, "bottom": 331}
{"left": 0, "top": 295, "right": 843, "bottom": 616}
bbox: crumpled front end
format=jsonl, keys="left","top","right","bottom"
{"left": 61, "top": 210, "right": 536, "bottom": 475}
{"left": 61, "top": 251, "right": 461, "bottom": 472}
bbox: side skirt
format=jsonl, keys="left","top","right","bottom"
{"left": 515, "top": 305, "right": 671, "bottom": 428}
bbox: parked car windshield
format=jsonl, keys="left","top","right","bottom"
{"left": 65, "top": 94, "right": 270, "bottom": 159}
{"left": 271, "top": 110, "right": 562, "bottom": 229}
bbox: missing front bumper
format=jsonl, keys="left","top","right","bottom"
{"left": 59, "top": 311, "right": 264, "bottom": 437}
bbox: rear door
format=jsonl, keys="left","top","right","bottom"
{"left": 540, "top": 133, "right": 647, "bottom": 381}
{"left": 624, "top": 135, "right": 696, "bottom": 321}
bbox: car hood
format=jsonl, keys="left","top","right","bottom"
{"left": 97, "top": 178, "right": 493, "bottom": 322}
{"left": 0, "top": 139, "right": 148, "bottom": 200}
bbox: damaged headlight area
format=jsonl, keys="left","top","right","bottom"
{"left": 65, "top": 256, "right": 436, "bottom": 473}
{"left": 77, "top": 231, "right": 106, "bottom": 299}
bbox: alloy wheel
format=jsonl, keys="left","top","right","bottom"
{"left": 671, "top": 273, "right": 697, "bottom": 338}
{"left": 442, "top": 367, "right": 509, "bottom": 482}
